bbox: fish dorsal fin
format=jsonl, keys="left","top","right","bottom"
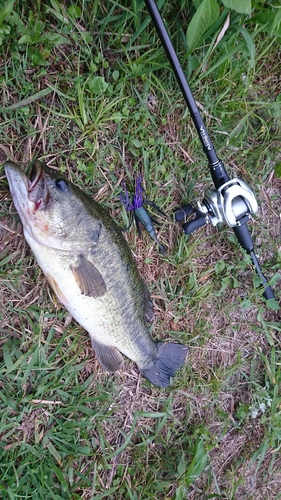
{"left": 91, "top": 338, "right": 124, "bottom": 372}
{"left": 71, "top": 255, "right": 107, "bottom": 298}
{"left": 143, "top": 282, "right": 154, "bottom": 323}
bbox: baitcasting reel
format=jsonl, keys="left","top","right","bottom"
{"left": 175, "top": 177, "right": 258, "bottom": 234}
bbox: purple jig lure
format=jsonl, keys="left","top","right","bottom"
{"left": 120, "top": 177, "right": 167, "bottom": 255}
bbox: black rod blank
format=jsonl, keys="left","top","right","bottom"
{"left": 144, "top": 0, "right": 218, "bottom": 163}
{"left": 144, "top": 0, "right": 231, "bottom": 190}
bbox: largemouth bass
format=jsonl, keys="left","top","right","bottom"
{"left": 5, "top": 160, "right": 188, "bottom": 387}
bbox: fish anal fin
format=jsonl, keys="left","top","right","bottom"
{"left": 140, "top": 342, "right": 188, "bottom": 387}
{"left": 71, "top": 255, "right": 107, "bottom": 298}
{"left": 91, "top": 338, "right": 124, "bottom": 372}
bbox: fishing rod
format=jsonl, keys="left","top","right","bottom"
{"left": 143, "top": 0, "right": 275, "bottom": 300}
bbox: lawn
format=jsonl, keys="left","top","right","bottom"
{"left": 0, "top": 0, "right": 280, "bottom": 498}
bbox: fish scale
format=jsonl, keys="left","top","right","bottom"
{"left": 5, "top": 160, "right": 188, "bottom": 387}
{"left": 29, "top": 234, "right": 149, "bottom": 363}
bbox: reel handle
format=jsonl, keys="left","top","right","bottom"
{"left": 174, "top": 204, "right": 194, "bottom": 222}
{"left": 182, "top": 214, "right": 207, "bottom": 234}
{"left": 174, "top": 204, "right": 207, "bottom": 234}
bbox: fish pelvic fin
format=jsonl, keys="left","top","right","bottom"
{"left": 91, "top": 338, "right": 124, "bottom": 372}
{"left": 140, "top": 342, "right": 188, "bottom": 387}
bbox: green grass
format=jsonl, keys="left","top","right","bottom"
{"left": 0, "top": 0, "right": 281, "bottom": 498}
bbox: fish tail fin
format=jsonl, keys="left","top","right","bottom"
{"left": 140, "top": 342, "right": 188, "bottom": 387}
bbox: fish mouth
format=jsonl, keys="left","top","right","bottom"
{"left": 27, "top": 161, "right": 46, "bottom": 207}
{"left": 5, "top": 160, "right": 49, "bottom": 211}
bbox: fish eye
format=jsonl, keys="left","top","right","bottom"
{"left": 55, "top": 179, "right": 68, "bottom": 192}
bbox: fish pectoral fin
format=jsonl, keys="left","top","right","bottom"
{"left": 71, "top": 255, "right": 107, "bottom": 298}
{"left": 91, "top": 338, "right": 124, "bottom": 372}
